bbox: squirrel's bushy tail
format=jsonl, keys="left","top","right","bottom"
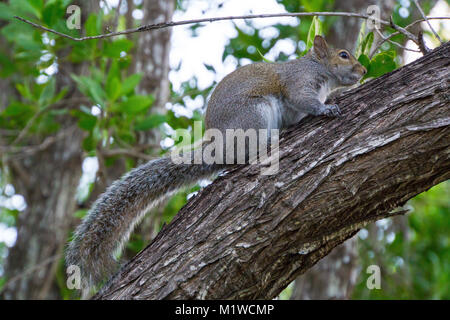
{"left": 66, "top": 156, "right": 221, "bottom": 287}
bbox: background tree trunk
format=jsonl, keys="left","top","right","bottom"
{"left": 96, "top": 41, "right": 449, "bottom": 300}
{"left": 1, "top": 1, "right": 99, "bottom": 300}
{"left": 328, "top": 0, "right": 398, "bottom": 51}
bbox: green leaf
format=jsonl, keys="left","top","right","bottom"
{"left": 13, "top": 0, "right": 42, "bottom": 19}
{"left": 106, "top": 76, "right": 121, "bottom": 102}
{"left": 121, "top": 73, "right": 142, "bottom": 95}
{"left": 27, "top": 0, "right": 44, "bottom": 15}
{"left": 78, "top": 116, "right": 97, "bottom": 131}
{"left": 16, "top": 83, "right": 33, "bottom": 101}
{"left": 115, "top": 95, "right": 154, "bottom": 114}
{"left": 358, "top": 54, "right": 370, "bottom": 70}
{"left": 0, "top": 3, "right": 14, "bottom": 20}
{"left": 71, "top": 109, "right": 97, "bottom": 131}
{"left": 0, "top": 208, "right": 20, "bottom": 223}
{"left": 355, "top": 21, "right": 367, "bottom": 58}
{"left": 71, "top": 74, "right": 106, "bottom": 105}
{"left": 126, "top": 237, "right": 145, "bottom": 254}
{"left": 38, "top": 77, "right": 56, "bottom": 107}
{"left": 364, "top": 32, "right": 374, "bottom": 56}
{"left": 42, "top": 1, "right": 64, "bottom": 27}
{"left": 365, "top": 51, "right": 397, "bottom": 79}
{"left": 74, "top": 209, "right": 88, "bottom": 219}
{"left": 69, "top": 42, "right": 91, "bottom": 63}
{"left": 4, "top": 22, "right": 43, "bottom": 51}
{"left": 0, "top": 51, "right": 15, "bottom": 77}
{"left": 3, "top": 102, "right": 33, "bottom": 117}
{"left": 135, "top": 114, "right": 167, "bottom": 131}
{"left": 104, "top": 39, "right": 134, "bottom": 58}
{"left": 85, "top": 13, "right": 100, "bottom": 36}
{"left": 306, "top": 16, "right": 323, "bottom": 51}
{"left": 82, "top": 134, "right": 96, "bottom": 151}
{"left": 359, "top": 32, "right": 374, "bottom": 58}
{"left": 105, "top": 62, "right": 122, "bottom": 102}
{"left": 300, "top": 0, "right": 328, "bottom": 12}
{"left": 107, "top": 60, "right": 120, "bottom": 80}
{"left": 203, "top": 63, "right": 216, "bottom": 72}
{"left": 52, "top": 87, "right": 68, "bottom": 104}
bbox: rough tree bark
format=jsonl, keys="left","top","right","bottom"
{"left": 290, "top": 238, "right": 359, "bottom": 299}
{"left": 96, "top": 42, "right": 449, "bottom": 300}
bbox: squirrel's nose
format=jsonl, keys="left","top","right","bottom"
{"left": 353, "top": 65, "right": 367, "bottom": 76}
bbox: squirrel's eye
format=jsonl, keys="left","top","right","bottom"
{"left": 339, "top": 51, "right": 349, "bottom": 59}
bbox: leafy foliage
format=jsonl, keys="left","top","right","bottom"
{"left": 306, "top": 16, "right": 323, "bottom": 51}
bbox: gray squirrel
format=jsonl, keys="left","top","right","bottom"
{"left": 66, "top": 35, "right": 367, "bottom": 288}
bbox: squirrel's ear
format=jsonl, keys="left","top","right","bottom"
{"left": 313, "top": 35, "right": 329, "bottom": 59}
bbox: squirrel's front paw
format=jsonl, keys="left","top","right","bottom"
{"left": 320, "top": 104, "right": 341, "bottom": 117}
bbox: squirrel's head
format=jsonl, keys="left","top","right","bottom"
{"left": 311, "top": 35, "right": 367, "bottom": 86}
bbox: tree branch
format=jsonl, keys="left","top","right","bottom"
{"left": 14, "top": 12, "right": 389, "bottom": 41}
{"left": 413, "top": 0, "right": 442, "bottom": 44}
{"left": 101, "top": 148, "right": 156, "bottom": 161}
{"left": 94, "top": 42, "right": 450, "bottom": 300}
{"left": 0, "top": 125, "right": 78, "bottom": 158}
{"left": 15, "top": 12, "right": 450, "bottom": 43}
{"left": 373, "top": 27, "right": 420, "bottom": 54}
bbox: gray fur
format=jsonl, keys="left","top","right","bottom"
{"left": 205, "top": 41, "right": 366, "bottom": 135}
{"left": 66, "top": 156, "right": 222, "bottom": 287}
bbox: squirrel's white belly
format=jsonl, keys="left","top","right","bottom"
{"left": 258, "top": 95, "right": 283, "bottom": 130}
{"left": 265, "top": 95, "right": 307, "bottom": 129}
{"left": 318, "top": 81, "right": 331, "bottom": 104}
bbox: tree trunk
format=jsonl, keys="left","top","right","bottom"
{"left": 133, "top": 0, "right": 174, "bottom": 110}
{"left": 1, "top": 1, "right": 98, "bottom": 299}
{"left": 95, "top": 41, "right": 449, "bottom": 299}
{"left": 328, "top": 0, "right": 398, "bottom": 51}
{"left": 290, "top": 237, "right": 359, "bottom": 299}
